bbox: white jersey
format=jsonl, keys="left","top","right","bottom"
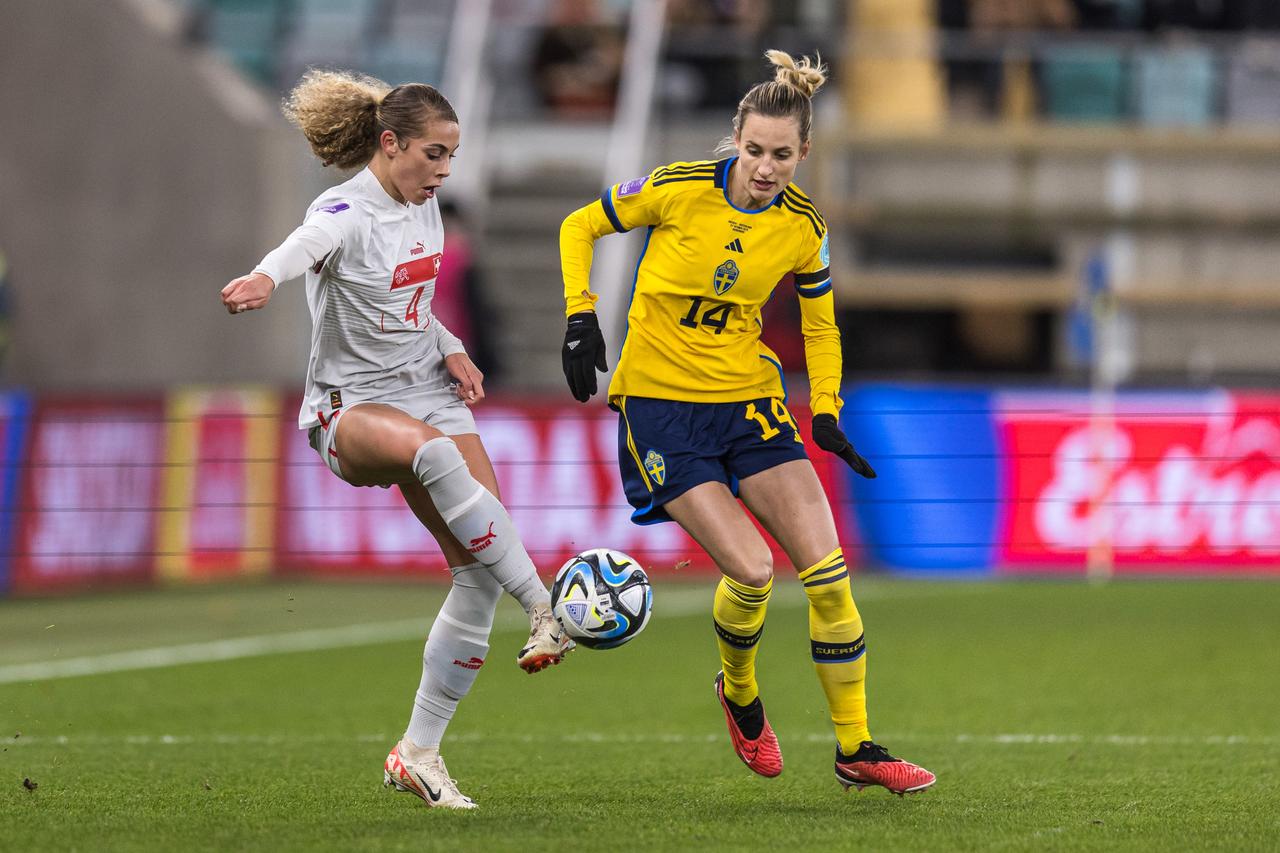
{"left": 274, "top": 168, "right": 466, "bottom": 429}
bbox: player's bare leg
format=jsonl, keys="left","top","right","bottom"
{"left": 336, "top": 405, "right": 569, "bottom": 672}
{"left": 399, "top": 432, "right": 570, "bottom": 673}
{"left": 333, "top": 409, "right": 567, "bottom": 806}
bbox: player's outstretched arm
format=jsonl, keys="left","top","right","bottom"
{"left": 223, "top": 220, "right": 342, "bottom": 315}
{"left": 221, "top": 273, "right": 275, "bottom": 314}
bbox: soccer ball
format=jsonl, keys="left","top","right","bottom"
{"left": 550, "top": 548, "right": 652, "bottom": 650}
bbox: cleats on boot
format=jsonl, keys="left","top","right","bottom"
{"left": 518, "top": 602, "right": 574, "bottom": 673}
{"left": 714, "top": 671, "right": 783, "bottom": 777}
{"left": 834, "top": 741, "right": 936, "bottom": 795}
{"left": 383, "top": 741, "right": 477, "bottom": 809}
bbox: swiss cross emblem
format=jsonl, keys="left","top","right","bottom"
{"left": 433, "top": 255, "right": 442, "bottom": 275}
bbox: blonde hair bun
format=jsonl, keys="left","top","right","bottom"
{"left": 765, "top": 50, "right": 827, "bottom": 99}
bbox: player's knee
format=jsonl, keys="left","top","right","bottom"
{"left": 726, "top": 549, "right": 773, "bottom": 589}
{"left": 402, "top": 420, "right": 444, "bottom": 458}
{"left": 412, "top": 436, "right": 468, "bottom": 485}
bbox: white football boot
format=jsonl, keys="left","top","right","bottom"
{"left": 516, "top": 602, "right": 574, "bottom": 673}
{"left": 383, "top": 741, "right": 476, "bottom": 810}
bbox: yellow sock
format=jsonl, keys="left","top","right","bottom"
{"left": 713, "top": 574, "right": 771, "bottom": 705}
{"left": 798, "top": 549, "right": 871, "bottom": 752}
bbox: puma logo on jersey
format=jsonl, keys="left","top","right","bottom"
{"left": 452, "top": 656, "right": 485, "bottom": 670}
{"left": 410, "top": 241, "right": 425, "bottom": 256}
{"left": 468, "top": 522, "right": 497, "bottom": 553}
{"left": 724, "top": 238, "right": 744, "bottom": 253}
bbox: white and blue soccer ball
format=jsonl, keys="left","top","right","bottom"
{"left": 550, "top": 548, "right": 652, "bottom": 650}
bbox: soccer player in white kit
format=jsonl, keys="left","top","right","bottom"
{"left": 220, "top": 70, "right": 570, "bottom": 810}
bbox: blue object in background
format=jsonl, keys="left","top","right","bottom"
{"left": 0, "top": 392, "right": 30, "bottom": 597}
{"left": 842, "top": 385, "right": 1001, "bottom": 572}
{"left": 1068, "top": 251, "right": 1108, "bottom": 369}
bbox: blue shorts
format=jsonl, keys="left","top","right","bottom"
{"left": 616, "top": 396, "right": 810, "bottom": 525}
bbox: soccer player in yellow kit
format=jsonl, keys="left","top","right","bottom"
{"left": 558, "top": 51, "right": 935, "bottom": 795}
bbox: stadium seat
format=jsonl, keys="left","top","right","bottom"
{"left": 360, "top": 0, "right": 453, "bottom": 87}
{"left": 276, "top": 0, "right": 378, "bottom": 89}
{"left": 360, "top": 42, "right": 446, "bottom": 87}
{"left": 289, "top": 0, "right": 379, "bottom": 51}
{"left": 1225, "top": 39, "right": 1280, "bottom": 124}
{"left": 1040, "top": 45, "right": 1127, "bottom": 123}
{"left": 1131, "top": 45, "right": 1217, "bottom": 127}
{"left": 205, "top": 0, "right": 284, "bottom": 85}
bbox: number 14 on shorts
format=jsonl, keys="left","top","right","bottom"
{"left": 746, "top": 399, "right": 803, "bottom": 444}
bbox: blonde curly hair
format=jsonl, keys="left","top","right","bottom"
{"left": 283, "top": 69, "right": 458, "bottom": 169}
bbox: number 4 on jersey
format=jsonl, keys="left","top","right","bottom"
{"left": 404, "top": 286, "right": 424, "bottom": 327}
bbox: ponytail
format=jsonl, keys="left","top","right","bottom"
{"left": 283, "top": 69, "right": 459, "bottom": 169}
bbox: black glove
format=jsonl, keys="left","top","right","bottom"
{"left": 811, "top": 414, "right": 877, "bottom": 479}
{"left": 562, "top": 311, "right": 608, "bottom": 402}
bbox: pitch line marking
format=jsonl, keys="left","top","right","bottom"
{"left": 0, "top": 587, "right": 722, "bottom": 685}
{"left": 8, "top": 732, "right": 1277, "bottom": 747}
{"left": 0, "top": 583, "right": 957, "bottom": 686}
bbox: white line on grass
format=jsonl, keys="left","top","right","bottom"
{"left": 0, "top": 586, "right": 725, "bottom": 685}
{"left": 0, "top": 582, "right": 961, "bottom": 686}
{"left": 8, "top": 732, "right": 1276, "bottom": 747}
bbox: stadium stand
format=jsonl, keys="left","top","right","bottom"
{"left": 1225, "top": 38, "right": 1280, "bottom": 124}
{"left": 1040, "top": 45, "right": 1128, "bottom": 122}
{"left": 1131, "top": 44, "right": 1216, "bottom": 126}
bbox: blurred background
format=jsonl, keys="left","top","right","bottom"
{"left": 1, "top": 0, "right": 1278, "bottom": 593}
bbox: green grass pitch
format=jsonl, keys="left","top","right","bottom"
{"left": 2, "top": 576, "right": 1278, "bottom": 851}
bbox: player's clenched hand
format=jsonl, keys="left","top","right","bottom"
{"left": 221, "top": 273, "right": 275, "bottom": 315}
{"left": 445, "top": 353, "right": 485, "bottom": 406}
{"left": 811, "top": 414, "right": 877, "bottom": 479}
{"left": 562, "top": 311, "right": 608, "bottom": 403}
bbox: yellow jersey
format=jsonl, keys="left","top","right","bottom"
{"left": 560, "top": 157, "right": 843, "bottom": 417}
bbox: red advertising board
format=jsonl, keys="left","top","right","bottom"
{"left": 275, "top": 398, "right": 844, "bottom": 577}
{"left": 156, "top": 388, "right": 279, "bottom": 583}
{"left": 12, "top": 398, "right": 165, "bottom": 592}
{"left": 999, "top": 390, "right": 1280, "bottom": 569}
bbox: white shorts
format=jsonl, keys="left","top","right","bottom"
{"left": 307, "top": 391, "right": 479, "bottom": 485}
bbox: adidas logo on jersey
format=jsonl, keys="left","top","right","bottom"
{"left": 724, "top": 238, "right": 744, "bottom": 253}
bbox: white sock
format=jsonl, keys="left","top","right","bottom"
{"left": 405, "top": 562, "right": 503, "bottom": 749}
{"left": 412, "top": 438, "right": 550, "bottom": 612}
